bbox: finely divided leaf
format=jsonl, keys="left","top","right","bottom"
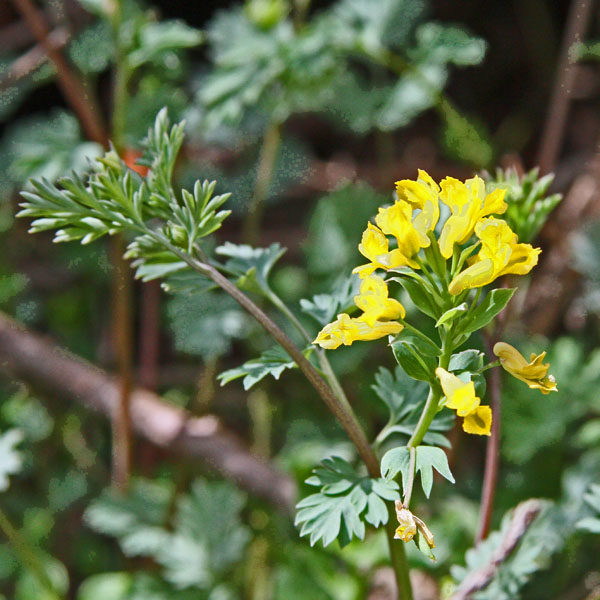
{"left": 295, "top": 456, "right": 399, "bottom": 548}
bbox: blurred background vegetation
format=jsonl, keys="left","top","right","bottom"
{"left": 0, "top": 0, "right": 600, "bottom": 599}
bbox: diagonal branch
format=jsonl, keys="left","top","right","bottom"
{"left": 0, "top": 311, "right": 296, "bottom": 512}
{"left": 452, "top": 499, "right": 543, "bottom": 600}
{"left": 10, "top": 0, "right": 108, "bottom": 147}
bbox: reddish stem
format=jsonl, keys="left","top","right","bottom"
{"left": 476, "top": 331, "right": 502, "bottom": 542}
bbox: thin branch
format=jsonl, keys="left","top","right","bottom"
{"left": 0, "top": 27, "right": 69, "bottom": 92}
{"left": 451, "top": 499, "right": 543, "bottom": 600}
{"left": 243, "top": 119, "right": 282, "bottom": 245}
{"left": 0, "top": 311, "right": 296, "bottom": 512}
{"left": 163, "top": 242, "right": 382, "bottom": 478}
{"left": 536, "top": 0, "right": 595, "bottom": 174}
{"left": 476, "top": 331, "right": 502, "bottom": 542}
{"left": 110, "top": 236, "right": 134, "bottom": 492}
{"left": 10, "top": 0, "right": 108, "bottom": 147}
{"left": 138, "top": 280, "right": 161, "bottom": 390}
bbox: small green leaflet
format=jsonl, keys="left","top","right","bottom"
{"left": 460, "top": 288, "right": 515, "bottom": 338}
{"left": 300, "top": 275, "right": 360, "bottom": 326}
{"left": 127, "top": 21, "right": 204, "bottom": 68}
{"left": 0, "top": 429, "right": 23, "bottom": 492}
{"left": 218, "top": 346, "right": 313, "bottom": 391}
{"left": 448, "top": 349, "right": 485, "bottom": 373}
{"left": 436, "top": 302, "right": 468, "bottom": 327}
{"left": 380, "top": 445, "right": 455, "bottom": 498}
{"left": 295, "top": 456, "right": 399, "bottom": 548}
{"left": 216, "top": 242, "right": 286, "bottom": 296}
{"left": 391, "top": 276, "right": 439, "bottom": 319}
{"left": 390, "top": 331, "right": 439, "bottom": 382}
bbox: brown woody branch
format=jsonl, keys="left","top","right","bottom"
{"left": 451, "top": 499, "right": 543, "bottom": 600}
{"left": 0, "top": 27, "right": 70, "bottom": 91}
{"left": 0, "top": 311, "right": 296, "bottom": 512}
{"left": 10, "top": 0, "right": 108, "bottom": 147}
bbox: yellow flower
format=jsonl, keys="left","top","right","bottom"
{"left": 394, "top": 500, "right": 435, "bottom": 548}
{"left": 353, "top": 223, "right": 415, "bottom": 278}
{"left": 463, "top": 405, "right": 492, "bottom": 436}
{"left": 448, "top": 217, "right": 541, "bottom": 295}
{"left": 436, "top": 368, "right": 480, "bottom": 416}
{"left": 375, "top": 201, "right": 423, "bottom": 265}
{"left": 395, "top": 169, "right": 440, "bottom": 246}
{"left": 394, "top": 501, "right": 417, "bottom": 542}
{"left": 438, "top": 175, "right": 507, "bottom": 259}
{"left": 436, "top": 368, "right": 492, "bottom": 436}
{"left": 353, "top": 275, "right": 406, "bottom": 327}
{"left": 313, "top": 313, "right": 403, "bottom": 350}
{"left": 493, "top": 342, "right": 558, "bottom": 394}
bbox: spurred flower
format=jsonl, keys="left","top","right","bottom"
{"left": 353, "top": 223, "right": 416, "bottom": 278}
{"left": 394, "top": 501, "right": 417, "bottom": 542}
{"left": 493, "top": 342, "right": 557, "bottom": 394}
{"left": 436, "top": 368, "right": 479, "bottom": 416}
{"left": 436, "top": 368, "right": 492, "bottom": 436}
{"left": 438, "top": 175, "right": 507, "bottom": 259}
{"left": 313, "top": 313, "right": 403, "bottom": 350}
{"left": 395, "top": 169, "right": 440, "bottom": 246}
{"left": 394, "top": 500, "right": 435, "bottom": 548}
{"left": 448, "top": 217, "right": 540, "bottom": 295}
{"left": 353, "top": 275, "right": 405, "bottom": 327}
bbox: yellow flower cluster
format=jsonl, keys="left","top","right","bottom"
{"left": 493, "top": 342, "right": 557, "bottom": 394}
{"left": 313, "top": 275, "right": 405, "bottom": 349}
{"left": 435, "top": 368, "right": 492, "bottom": 435}
{"left": 353, "top": 170, "right": 539, "bottom": 293}
{"left": 314, "top": 170, "right": 541, "bottom": 349}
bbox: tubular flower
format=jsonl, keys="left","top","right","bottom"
{"left": 394, "top": 501, "right": 417, "bottom": 542}
{"left": 448, "top": 217, "right": 541, "bottom": 295}
{"left": 375, "top": 201, "right": 423, "bottom": 265}
{"left": 353, "top": 223, "right": 416, "bottom": 278}
{"left": 436, "top": 368, "right": 491, "bottom": 436}
{"left": 438, "top": 175, "right": 507, "bottom": 259}
{"left": 493, "top": 342, "right": 558, "bottom": 394}
{"left": 395, "top": 169, "right": 440, "bottom": 246}
{"left": 313, "top": 313, "right": 403, "bottom": 350}
{"left": 353, "top": 275, "right": 406, "bottom": 327}
{"left": 394, "top": 500, "right": 435, "bottom": 548}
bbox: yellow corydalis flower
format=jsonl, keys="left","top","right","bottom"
{"left": 436, "top": 368, "right": 492, "bottom": 436}
{"left": 493, "top": 342, "right": 557, "bottom": 394}
{"left": 353, "top": 223, "right": 415, "bottom": 278}
{"left": 354, "top": 275, "right": 406, "bottom": 327}
{"left": 438, "top": 175, "right": 507, "bottom": 259}
{"left": 395, "top": 169, "right": 440, "bottom": 246}
{"left": 394, "top": 500, "right": 435, "bottom": 548}
{"left": 313, "top": 313, "right": 403, "bottom": 350}
{"left": 448, "top": 217, "right": 541, "bottom": 295}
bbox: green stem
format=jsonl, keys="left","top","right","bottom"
{"left": 110, "top": 0, "right": 130, "bottom": 151}
{"left": 0, "top": 507, "right": 61, "bottom": 599}
{"left": 243, "top": 119, "right": 282, "bottom": 245}
{"left": 403, "top": 446, "right": 416, "bottom": 507}
{"left": 266, "top": 290, "right": 312, "bottom": 344}
{"left": 265, "top": 290, "right": 354, "bottom": 417}
{"left": 407, "top": 387, "right": 442, "bottom": 449}
{"left": 479, "top": 360, "right": 500, "bottom": 373}
{"left": 154, "top": 233, "right": 414, "bottom": 598}
{"left": 407, "top": 335, "right": 453, "bottom": 448}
